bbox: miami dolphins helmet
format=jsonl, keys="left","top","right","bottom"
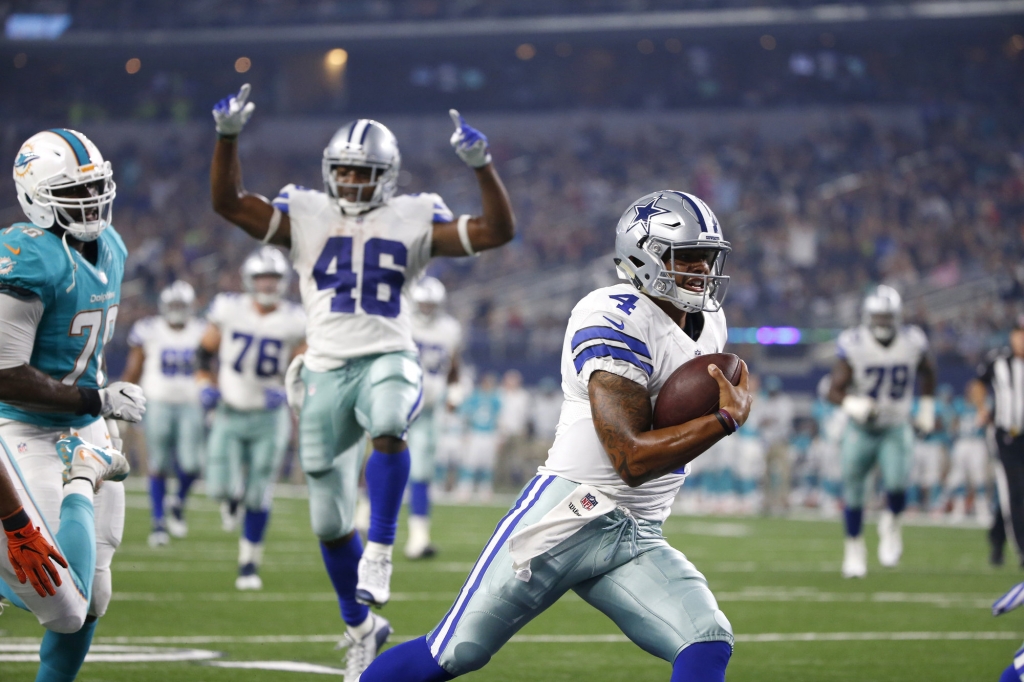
{"left": 614, "top": 190, "right": 731, "bottom": 313}
{"left": 13, "top": 129, "right": 116, "bottom": 242}
{"left": 322, "top": 119, "right": 400, "bottom": 216}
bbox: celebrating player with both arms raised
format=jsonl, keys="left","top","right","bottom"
{"left": 361, "top": 191, "right": 752, "bottom": 682}
{"left": 209, "top": 84, "right": 515, "bottom": 678}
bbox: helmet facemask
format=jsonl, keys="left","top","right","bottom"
{"left": 642, "top": 238, "right": 730, "bottom": 313}
{"left": 160, "top": 301, "right": 191, "bottom": 326}
{"left": 323, "top": 161, "right": 396, "bottom": 216}
{"left": 867, "top": 312, "right": 898, "bottom": 344}
{"left": 37, "top": 165, "right": 116, "bottom": 242}
{"left": 247, "top": 274, "right": 287, "bottom": 307}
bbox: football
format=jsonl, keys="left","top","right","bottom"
{"left": 652, "top": 353, "right": 743, "bottom": 429}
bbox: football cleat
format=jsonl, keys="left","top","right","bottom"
{"left": 148, "top": 530, "right": 170, "bottom": 548}
{"left": 56, "top": 436, "right": 129, "bottom": 491}
{"left": 404, "top": 516, "right": 437, "bottom": 560}
{"left": 167, "top": 502, "right": 188, "bottom": 539}
{"left": 877, "top": 510, "right": 902, "bottom": 567}
{"left": 842, "top": 536, "right": 867, "bottom": 578}
{"left": 235, "top": 563, "right": 263, "bottom": 591}
{"left": 220, "top": 501, "right": 240, "bottom": 532}
{"left": 355, "top": 554, "right": 392, "bottom": 607}
{"left": 339, "top": 612, "right": 392, "bottom": 681}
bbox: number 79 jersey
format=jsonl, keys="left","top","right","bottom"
{"left": 275, "top": 185, "right": 452, "bottom": 372}
{"left": 207, "top": 293, "right": 306, "bottom": 411}
{"left": 836, "top": 325, "right": 928, "bottom": 427}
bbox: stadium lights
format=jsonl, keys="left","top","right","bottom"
{"left": 324, "top": 48, "right": 348, "bottom": 74}
{"left": 235, "top": 56, "right": 251, "bottom": 73}
{"left": 760, "top": 34, "right": 777, "bottom": 50}
{"left": 637, "top": 38, "right": 655, "bottom": 54}
{"left": 516, "top": 43, "right": 536, "bottom": 60}
{"left": 125, "top": 57, "right": 141, "bottom": 74}
{"left": 728, "top": 327, "right": 842, "bottom": 345}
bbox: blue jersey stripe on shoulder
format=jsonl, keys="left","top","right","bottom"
{"left": 272, "top": 200, "right": 289, "bottom": 214}
{"left": 574, "top": 343, "right": 653, "bottom": 376}
{"left": 571, "top": 326, "right": 650, "bottom": 357}
{"left": 48, "top": 129, "right": 91, "bottom": 166}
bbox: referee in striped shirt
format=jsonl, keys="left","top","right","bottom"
{"left": 972, "top": 316, "right": 1024, "bottom": 566}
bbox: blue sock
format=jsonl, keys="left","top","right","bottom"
{"left": 1001, "top": 663, "right": 1019, "bottom": 682}
{"left": 57, "top": 493, "right": 96, "bottom": 598}
{"left": 365, "top": 448, "right": 410, "bottom": 545}
{"left": 320, "top": 534, "right": 369, "bottom": 626}
{"left": 36, "top": 617, "right": 97, "bottom": 682}
{"left": 671, "top": 641, "right": 731, "bottom": 682}
{"left": 361, "top": 636, "right": 455, "bottom": 682}
{"left": 887, "top": 490, "right": 906, "bottom": 516}
{"left": 844, "top": 507, "right": 863, "bottom": 538}
{"left": 149, "top": 476, "right": 166, "bottom": 526}
{"left": 410, "top": 481, "right": 430, "bottom": 517}
{"left": 176, "top": 471, "right": 198, "bottom": 513}
{"left": 243, "top": 509, "right": 270, "bottom": 544}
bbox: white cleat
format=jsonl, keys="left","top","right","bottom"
{"left": 355, "top": 554, "right": 393, "bottom": 607}
{"left": 877, "top": 510, "right": 902, "bottom": 567}
{"left": 220, "top": 502, "right": 240, "bottom": 532}
{"left": 166, "top": 515, "right": 188, "bottom": 539}
{"left": 404, "top": 516, "right": 437, "bottom": 560}
{"left": 148, "top": 530, "right": 170, "bottom": 548}
{"left": 56, "top": 436, "right": 130, "bottom": 491}
{"left": 340, "top": 612, "right": 392, "bottom": 682}
{"left": 235, "top": 575, "right": 263, "bottom": 591}
{"left": 842, "top": 536, "right": 867, "bottom": 578}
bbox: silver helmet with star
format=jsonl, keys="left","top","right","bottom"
{"left": 613, "top": 190, "right": 731, "bottom": 313}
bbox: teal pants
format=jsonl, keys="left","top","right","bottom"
{"left": 408, "top": 406, "right": 438, "bottom": 483}
{"left": 206, "top": 405, "right": 291, "bottom": 511}
{"left": 841, "top": 421, "right": 913, "bottom": 508}
{"left": 299, "top": 352, "right": 422, "bottom": 541}
{"left": 143, "top": 401, "right": 204, "bottom": 476}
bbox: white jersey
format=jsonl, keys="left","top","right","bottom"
{"left": 412, "top": 311, "right": 462, "bottom": 410}
{"left": 540, "top": 283, "right": 728, "bottom": 521}
{"left": 837, "top": 324, "right": 928, "bottom": 427}
{"left": 207, "top": 293, "right": 306, "bottom": 411}
{"left": 275, "top": 185, "right": 453, "bottom": 372}
{"left": 127, "top": 316, "right": 206, "bottom": 405}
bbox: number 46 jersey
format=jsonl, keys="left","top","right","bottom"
{"left": 836, "top": 325, "right": 928, "bottom": 428}
{"left": 274, "top": 185, "right": 452, "bottom": 373}
{"left": 207, "top": 293, "right": 306, "bottom": 411}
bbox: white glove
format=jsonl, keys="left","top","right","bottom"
{"left": 449, "top": 109, "right": 492, "bottom": 168}
{"left": 99, "top": 382, "right": 146, "bottom": 423}
{"left": 285, "top": 354, "right": 306, "bottom": 414}
{"left": 841, "top": 395, "right": 876, "bottom": 425}
{"left": 914, "top": 396, "right": 936, "bottom": 435}
{"left": 104, "top": 418, "right": 123, "bottom": 452}
{"left": 445, "top": 382, "right": 465, "bottom": 409}
{"left": 212, "top": 83, "right": 255, "bottom": 137}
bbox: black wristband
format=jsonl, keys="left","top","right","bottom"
{"left": 714, "top": 410, "right": 734, "bottom": 435}
{"left": 76, "top": 386, "right": 102, "bottom": 417}
{"left": 217, "top": 133, "right": 238, "bottom": 141}
{"left": 1, "top": 506, "right": 31, "bottom": 532}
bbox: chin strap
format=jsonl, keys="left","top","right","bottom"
{"left": 60, "top": 231, "right": 78, "bottom": 293}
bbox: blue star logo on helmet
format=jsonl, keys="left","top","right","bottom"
{"left": 628, "top": 195, "right": 671, "bottom": 234}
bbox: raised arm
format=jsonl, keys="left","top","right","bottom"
{"left": 195, "top": 324, "right": 222, "bottom": 386}
{"left": 121, "top": 345, "right": 145, "bottom": 385}
{"left": 431, "top": 110, "right": 515, "bottom": 257}
{"left": 590, "top": 361, "right": 752, "bottom": 488}
{"left": 210, "top": 84, "right": 291, "bottom": 248}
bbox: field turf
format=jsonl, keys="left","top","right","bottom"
{"left": 0, "top": 488, "right": 1018, "bottom": 681}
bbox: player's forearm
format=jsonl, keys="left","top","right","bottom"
{"left": 918, "top": 356, "right": 938, "bottom": 396}
{"left": 0, "top": 364, "right": 97, "bottom": 415}
{"left": 0, "top": 466, "right": 23, "bottom": 519}
{"left": 609, "top": 416, "right": 729, "bottom": 487}
{"left": 472, "top": 164, "right": 515, "bottom": 251}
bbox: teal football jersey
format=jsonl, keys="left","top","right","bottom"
{"left": 0, "top": 223, "right": 126, "bottom": 428}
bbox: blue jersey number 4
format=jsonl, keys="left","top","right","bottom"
{"left": 608, "top": 293, "right": 638, "bottom": 315}
{"left": 313, "top": 237, "right": 407, "bottom": 318}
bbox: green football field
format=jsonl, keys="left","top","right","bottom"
{"left": 0, "top": 488, "right": 1018, "bottom": 681}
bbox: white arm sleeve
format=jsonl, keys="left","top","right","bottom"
{"left": 0, "top": 293, "right": 43, "bottom": 369}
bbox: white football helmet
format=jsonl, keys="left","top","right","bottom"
{"left": 322, "top": 119, "right": 400, "bottom": 216}
{"left": 412, "top": 276, "right": 446, "bottom": 318}
{"left": 13, "top": 129, "right": 115, "bottom": 242}
{"left": 242, "top": 246, "right": 291, "bottom": 307}
{"left": 159, "top": 280, "right": 196, "bottom": 326}
{"left": 614, "top": 190, "right": 731, "bottom": 313}
{"left": 862, "top": 285, "right": 902, "bottom": 344}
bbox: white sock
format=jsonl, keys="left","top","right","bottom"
{"left": 364, "top": 540, "right": 393, "bottom": 561}
{"left": 348, "top": 613, "right": 375, "bottom": 638}
{"left": 64, "top": 478, "right": 94, "bottom": 502}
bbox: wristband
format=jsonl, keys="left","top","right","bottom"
{"left": 1, "top": 506, "right": 31, "bottom": 532}
{"left": 76, "top": 387, "right": 102, "bottom": 417}
{"left": 716, "top": 409, "right": 738, "bottom": 435}
{"left": 217, "top": 133, "right": 238, "bottom": 141}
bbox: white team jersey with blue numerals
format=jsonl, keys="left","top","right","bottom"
{"left": 207, "top": 293, "right": 306, "bottom": 411}
{"left": 274, "top": 185, "right": 452, "bottom": 372}
{"left": 412, "top": 311, "right": 462, "bottom": 410}
{"left": 540, "top": 282, "right": 728, "bottom": 521}
{"left": 127, "top": 316, "right": 206, "bottom": 405}
{"left": 836, "top": 325, "right": 928, "bottom": 428}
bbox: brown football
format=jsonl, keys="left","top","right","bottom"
{"left": 652, "top": 353, "right": 743, "bottom": 429}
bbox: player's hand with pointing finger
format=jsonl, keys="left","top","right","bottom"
{"left": 709, "top": 359, "right": 752, "bottom": 428}
{"left": 213, "top": 83, "right": 256, "bottom": 137}
{"left": 449, "top": 109, "right": 492, "bottom": 168}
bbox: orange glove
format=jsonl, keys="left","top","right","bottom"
{"left": 3, "top": 507, "right": 68, "bottom": 598}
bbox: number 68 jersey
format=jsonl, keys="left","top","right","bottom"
{"left": 207, "top": 292, "right": 306, "bottom": 411}
{"left": 274, "top": 185, "right": 453, "bottom": 373}
{"left": 836, "top": 325, "right": 928, "bottom": 428}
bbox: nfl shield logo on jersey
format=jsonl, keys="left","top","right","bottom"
{"left": 17, "top": 442, "right": 28, "bottom": 454}
{"left": 580, "top": 493, "right": 598, "bottom": 511}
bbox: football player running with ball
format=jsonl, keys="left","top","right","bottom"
{"left": 0, "top": 129, "right": 145, "bottom": 682}
{"left": 360, "top": 191, "right": 752, "bottom": 682}
{"left": 828, "top": 285, "right": 937, "bottom": 578}
{"left": 210, "top": 84, "right": 514, "bottom": 678}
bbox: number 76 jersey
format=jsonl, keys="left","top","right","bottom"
{"left": 275, "top": 185, "right": 452, "bottom": 373}
{"left": 836, "top": 325, "right": 928, "bottom": 427}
